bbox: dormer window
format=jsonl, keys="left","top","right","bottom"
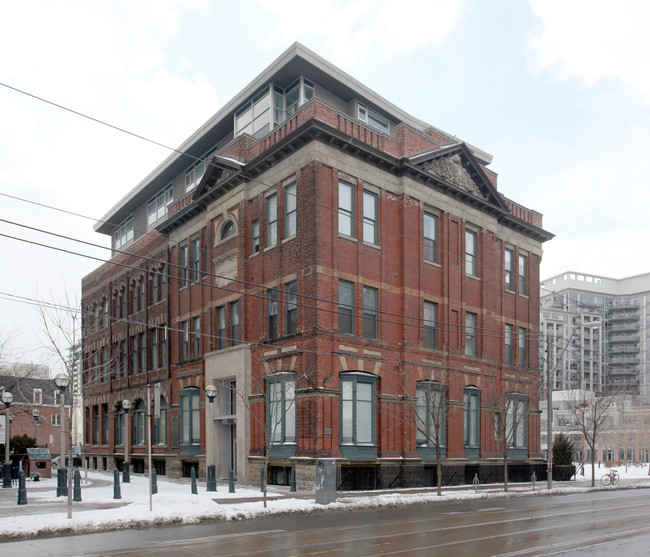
{"left": 358, "top": 104, "right": 389, "bottom": 134}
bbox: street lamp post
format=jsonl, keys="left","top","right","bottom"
{"left": 32, "top": 407, "right": 40, "bottom": 443}
{"left": 205, "top": 384, "right": 218, "bottom": 492}
{"left": 2, "top": 391, "right": 13, "bottom": 488}
{"left": 122, "top": 399, "right": 131, "bottom": 483}
{"left": 54, "top": 373, "right": 70, "bottom": 498}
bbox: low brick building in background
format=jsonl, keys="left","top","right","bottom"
{"left": 81, "top": 43, "right": 553, "bottom": 488}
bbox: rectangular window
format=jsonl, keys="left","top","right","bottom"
{"left": 341, "top": 375, "right": 376, "bottom": 448}
{"left": 185, "top": 159, "right": 206, "bottom": 193}
{"left": 33, "top": 388, "right": 42, "bottom": 405}
{"left": 286, "top": 281, "right": 297, "bottom": 335}
{"left": 506, "top": 395, "right": 528, "bottom": 449}
{"left": 465, "top": 230, "right": 477, "bottom": 276}
{"left": 151, "top": 271, "right": 159, "bottom": 304}
{"left": 230, "top": 301, "right": 240, "bottom": 346}
{"left": 267, "top": 374, "right": 297, "bottom": 445}
{"left": 416, "top": 382, "right": 446, "bottom": 447}
{"left": 362, "top": 286, "right": 378, "bottom": 339}
{"left": 139, "top": 281, "right": 145, "bottom": 310}
{"left": 267, "top": 289, "right": 278, "bottom": 340}
{"left": 338, "top": 280, "right": 354, "bottom": 334}
{"left": 193, "top": 316, "right": 201, "bottom": 358}
{"left": 217, "top": 306, "right": 226, "bottom": 350}
{"left": 93, "top": 406, "right": 99, "bottom": 445}
{"left": 120, "top": 287, "right": 126, "bottom": 318}
{"left": 424, "top": 212, "right": 438, "bottom": 263}
{"left": 139, "top": 332, "right": 146, "bottom": 372}
{"left": 252, "top": 219, "right": 260, "bottom": 254}
{"left": 363, "top": 190, "right": 378, "bottom": 244}
{"left": 338, "top": 180, "right": 354, "bottom": 236}
{"left": 180, "top": 389, "right": 200, "bottom": 446}
{"left": 180, "top": 245, "right": 189, "bottom": 287}
{"left": 519, "top": 327, "right": 527, "bottom": 368}
{"left": 131, "top": 284, "right": 138, "bottom": 313}
{"left": 102, "top": 345, "right": 109, "bottom": 382}
{"left": 464, "top": 388, "right": 480, "bottom": 448}
{"left": 358, "top": 104, "right": 389, "bottom": 133}
{"left": 154, "top": 399, "right": 167, "bottom": 445}
{"left": 267, "top": 193, "right": 277, "bottom": 248}
{"left": 284, "top": 181, "right": 297, "bottom": 238}
{"left": 192, "top": 238, "right": 201, "bottom": 282}
{"left": 518, "top": 254, "right": 528, "bottom": 295}
{"left": 131, "top": 335, "right": 138, "bottom": 374}
{"left": 423, "top": 301, "right": 437, "bottom": 349}
{"left": 114, "top": 216, "right": 134, "bottom": 250}
{"left": 147, "top": 184, "right": 173, "bottom": 228}
{"left": 102, "top": 404, "right": 109, "bottom": 445}
{"left": 465, "top": 312, "right": 477, "bottom": 357}
{"left": 151, "top": 328, "right": 159, "bottom": 370}
{"left": 161, "top": 326, "right": 167, "bottom": 367}
{"left": 181, "top": 320, "right": 189, "bottom": 361}
{"left": 505, "top": 248, "right": 514, "bottom": 290}
{"left": 505, "top": 323, "right": 514, "bottom": 365}
{"left": 115, "top": 411, "right": 123, "bottom": 446}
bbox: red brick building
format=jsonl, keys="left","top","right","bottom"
{"left": 81, "top": 43, "right": 552, "bottom": 487}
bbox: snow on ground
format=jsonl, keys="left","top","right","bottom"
{"left": 1, "top": 464, "right": 649, "bottom": 540}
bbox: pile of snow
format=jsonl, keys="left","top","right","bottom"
{"left": 1, "top": 464, "right": 649, "bottom": 540}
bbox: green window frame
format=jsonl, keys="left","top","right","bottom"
{"left": 464, "top": 387, "right": 480, "bottom": 459}
{"left": 416, "top": 381, "right": 447, "bottom": 460}
{"left": 340, "top": 372, "right": 377, "bottom": 461}
{"left": 266, "top": 372, "right": 297, "bottom": 458}
{"left": 180, "top": 388, "right": 201, "bottom": 455}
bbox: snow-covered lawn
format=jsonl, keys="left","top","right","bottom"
{"left": 1, "top": 464, "right": 649, "bottom": 540}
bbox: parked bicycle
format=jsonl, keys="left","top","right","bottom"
{"left": 600, "top": 469, "right": 619, "bottom": 486}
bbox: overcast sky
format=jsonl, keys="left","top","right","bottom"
{"left": 1, "top": 0, "right": 649, "bottom": 361}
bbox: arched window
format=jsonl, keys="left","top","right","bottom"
{"left": 220, "top": 220, "right": 236, "bottom": 241}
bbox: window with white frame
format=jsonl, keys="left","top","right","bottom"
{"left": 362, "top": 285, "right": 378, "bottom": 339}
{"left": 230, "top": 301, "right": 240, "bottom": 346}
{"left": 358, "top": 104, "right": 389, "bottom": 133}
{"left": 505, "top": 323, "right": 514, "bottom": 365}
{"left": 267, "top": 288, "right": 278, "bottom": 340}
{"left": 505, "top": 248, "right": 514, "bottom": 290}
{"left": 147, "top": 184, "right": 173, "bottom": 228}
{"left": 465, "top": 312, "right": 477, "bottom": 357}
{"left": 465, "top": 229, "right": 478, "bottom": 276}
{"left": 180, "top": 245, "right": 189, "bottom": 287}
{"left": 114, "top": 216, "right": 134, "bottom": 250}
{"left": 217, "top": 306, "right": 226, "bottom": 350}
{"left": 423, "top": 301, "right": 437, "bottom": 350}
{"left": 338, "top": 180, "right": 354, "bottom": 236}
{"left": 192, "top": 316, "right": 201, "bottom": 358}
{"left": 363, "top": 190, "right": 378, "bottom": 244}
{"left": 518, "top": 254, "right": 528, "bottom": 295}
{"left": 191, "top": 238, "right": 201, "bottom": 282}
{"left": 251, "top": 219, "right": 260, "bottom": 254}
{"left": 518, "top": 327, "right": 527, "bottom": 367}
{"left": 33, "top": 388, "right": 42, "bottom": 405}
{"left": 181, "top": 320, "right": 189, "bottom": 361}
{"left": 266, "top": 193, "right": 277, "bottom": 248}
{"left": 424, "top": 212, "right": 438, "bottom": 263}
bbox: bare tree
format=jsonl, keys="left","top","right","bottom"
{"left": 37, "top": 293, "right": 81, "bottom": 520}
{"left": 564, "top": 388, "right": 619, "bottom": 487}
{"left": 399, "top": 365, "right": 450, "bottom": 496}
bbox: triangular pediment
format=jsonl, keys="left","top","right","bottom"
{"left": 409, "top": 143, "right": 508, "bottom": 210}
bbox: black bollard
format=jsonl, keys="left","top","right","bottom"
{"left": 206, "top": 464, "right": 216, "bottom": 492}
{"left": 113, "top": 468, "right": 121, "bottom": 500}
{"left": 260, "top": 467, "right": 265, "bottom": 492}
{"left": 2, "top": 462, "right": 11, "bottom": 488}
{"left": 122, "top": 461, "right": 130, "bottom": 483}
{"left": 57, "top": 467, "right": 68, "bottom": 497}
{"left": 229, "top": 469, "right": 235, "bottom": 493}
{"left": 191, "top": 466, "right": 198, "bottom": 495}
{"left": 73, "top": 469, "right": 82, "bottom": 502}
{"left": 17, "top": 470, "right": 27, "bottom": 505}
{"left": 290, "top": 467, "right": 296, "bottom": 492}
{"left": 151, "top": 469, "right": 157, "bottom": 495}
